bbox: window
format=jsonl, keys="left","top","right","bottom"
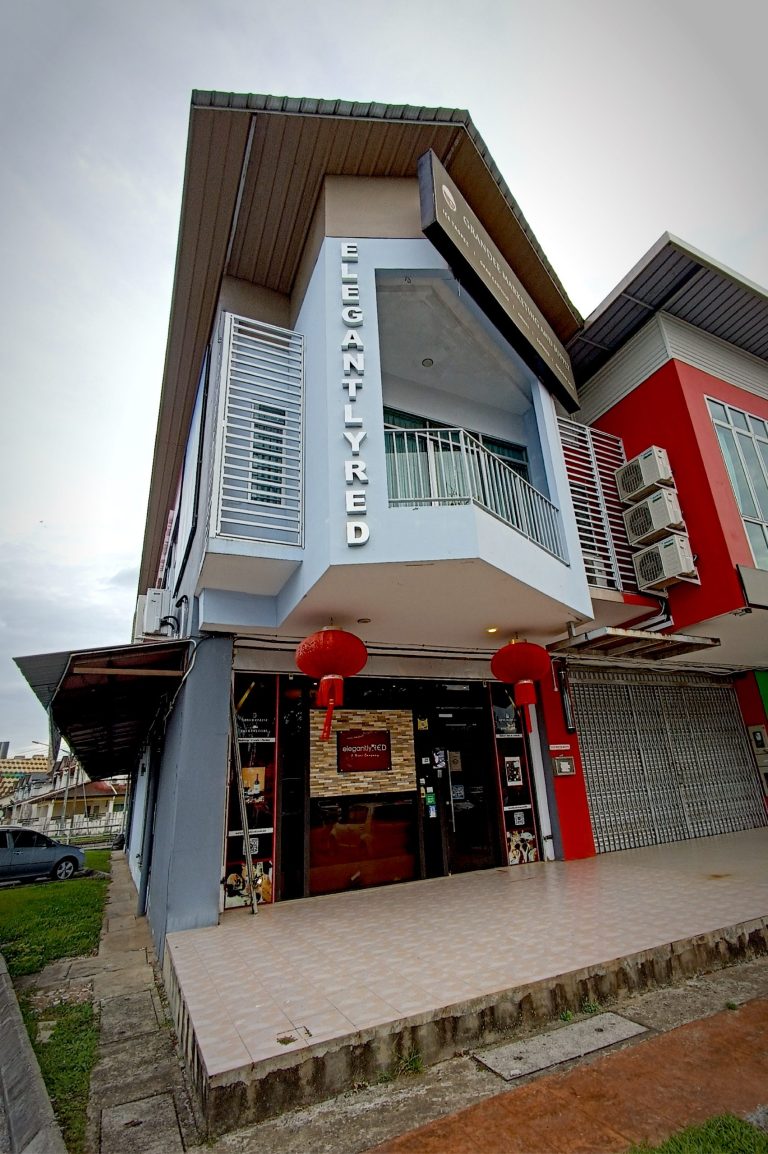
{"left": 708, "top": 398, "right": 768, "bottom": 569}
{"left": 248, "top": 402, "right": 287, "bottom": 505}
{"left": 12, "top": 830, "right": 46, "bottom": 848}
{"left": 383, "top": 408, "right": 528, "bottom": 480}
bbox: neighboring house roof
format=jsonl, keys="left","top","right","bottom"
{"left": 0, "top": 762, "right": 50, "bottom": 802}
{"left": 567, "top": 233, "right": 768, "bottom": 386}
{"left": 139, "top": 92, "right": 584, "bottom": 592}
{"left": 25, "top": 780, "right": 125, "bottom": 804}
{"left": 0, "top": 756, "right": 50, "bottom": 774}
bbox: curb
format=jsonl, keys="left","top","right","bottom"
{"left": 0, "top": 954, "right": 66, "bottom": 1154}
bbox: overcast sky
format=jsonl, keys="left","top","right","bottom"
{"left": 0, "top": 0, "right": 765, "bottom": 755}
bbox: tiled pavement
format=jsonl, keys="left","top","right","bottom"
{"left": 165, "top": 828, "right": 768, "bottom": 1079}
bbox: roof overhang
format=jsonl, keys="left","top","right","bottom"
{"left": 548, "top": 625, "right": 721, "bottom": 661}
{"left": 14, "top": 641, "right": 190, "bottom": 780}
{"left": 139, "top": 92, "right": 583, "bottom": 592}
{"left": 568, "top": 234, "right": 768, "bottom": 387}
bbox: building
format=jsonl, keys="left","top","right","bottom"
{"left": 0, "top": 755, "right": 50, "bottom": 815}
{"left": 1, "top": 753, "right": 126, "bottom": 837}
{"left": 14, "top": 94, "right": 768, "bottom": 960}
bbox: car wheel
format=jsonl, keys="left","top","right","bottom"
{"left": 52, "top": 857, "right": 78, "bottom": 881}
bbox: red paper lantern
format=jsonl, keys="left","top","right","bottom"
{"left": 295, "top": 628, "right": 368, "bottom": 740}
{"left": 490, "top": 642, "right": 551, "bottom": 732}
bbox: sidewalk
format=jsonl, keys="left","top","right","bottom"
{"left": 82, "top": 857, "right": 199, "bottom": 1153}
{"left": 16, "top": 855, "right": 200, "bottom": 1153}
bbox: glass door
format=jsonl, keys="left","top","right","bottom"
{"left": 429, "top": 705, "right": 497, "bottom": 874}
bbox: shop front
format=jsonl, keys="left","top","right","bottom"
{"left": 222, "top": 672, "right": 550, "bottom": 910}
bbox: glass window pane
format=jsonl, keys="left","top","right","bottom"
{"left": 707, "top": 399, "right": 728, "bottom": 422}
{"left": 759, "top": 440, "right": 768, "bottom": 478}
{"left": 481, "top": 436, "right": 529, "bottom": 481}
{"left": 715, "top": 426, "right": 758, "bottom": 517}
{"left": 749, "top": 416, "right": 768, "bottom": 439}
{"left": 737, "top": 432, "right": 768, "bottom": 519}
{"left": 729, "top": 408, "right": 749, "bottom": 431}
{"left": 383, "top": 407, "right": 425, "bottom": 430}
{"left": 745, "top": 521, "right": 768, "bottom": 570}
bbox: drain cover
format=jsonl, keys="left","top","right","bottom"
{"left": 474, "top": 1013, "right": 647, "bottom": 1080}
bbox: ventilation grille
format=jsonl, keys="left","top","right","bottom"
{"left": 626, "top": 502, "right": 653, "bottom": 541}
{"left": 636, "top": 547, "right": 664, "bottom": 585}
{"left": 618, "top": 460, "right": 643, "bottom": 501}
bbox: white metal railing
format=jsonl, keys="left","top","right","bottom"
{"left": 558, "top": 418, "right": 637, "bottom": 591}
{"left": 385, "top": 427, "right": 566, "bottom": 560}
{"left": 216, "top": 315, "right": 304, "bottom": 546}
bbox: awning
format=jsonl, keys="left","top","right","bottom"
{"left": 548, "top": 626, "right": 721, "bottom": 661}
{"left": 14, "top": 640, "right": 190, "bottom": 780}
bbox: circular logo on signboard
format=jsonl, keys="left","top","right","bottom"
{"left": 441, "top": 184, "right": 457, "bottom": 212}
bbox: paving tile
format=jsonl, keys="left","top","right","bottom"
{"left": 100, "top": 1093, "right": 183, "bottom": 1154}
{"left": 475, "top": 1014, "right": 648, "bottom": 1079}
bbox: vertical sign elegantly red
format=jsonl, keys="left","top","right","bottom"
{"left": 340, "top": 242, "right": 369, "bottom": 547}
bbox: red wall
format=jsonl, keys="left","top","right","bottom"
{"left": 594, "top": 360, "right": 768, "bottom": 632}
{"left": 538, "top": 663, "right": 595, "bottom": 859}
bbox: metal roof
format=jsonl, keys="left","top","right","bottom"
{"left": 548, "top": 625, "right": 721, "bottom": 660}
{"left": 14, "top": 641, "right": 190, "bottom": 780}
{"left": 139, "top": 92, "right": 583, "bottom": 592}
{"left": 568, "top": 234, "right": 768, "bottom": 385}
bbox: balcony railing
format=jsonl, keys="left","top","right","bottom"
{"left": 385, "top": 427, "right": 567, "bottom": 561}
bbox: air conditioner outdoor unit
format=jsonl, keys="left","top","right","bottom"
{"left": 623, "top": 488, "right": 685, "bottom": 546}
{"left": 143, "top": 588, "right": 169, "bottom": 635}
{"left": 615, "top": 446, "right": 674, "bottom": 503}
{"left": 633, "top": 534, "right": 698, "bottom": 592}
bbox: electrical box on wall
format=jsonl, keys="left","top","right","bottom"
{"left": 748, "top": 725, "right": 768, "bottom": 794}
{"left": 624, "top": 488, "right": 685, "bottom": 546}
{"left": 633, "top": 534, "right": 699, "bottom": 592}
{"left": 615, "top": 446, "right": 674, "bottom": 503}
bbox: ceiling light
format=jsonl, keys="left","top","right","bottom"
{"left": 421, "top": 357, "right": 434, "bottom": 367}
{"left": 357, "top": 617, "right": 371, "bottom": 624}
{"left": 486, "top": 627, "right": 498, "bottom": 634}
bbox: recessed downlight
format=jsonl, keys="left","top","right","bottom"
{"left": 421, "top": 357, "right": 434, "bottom": 367}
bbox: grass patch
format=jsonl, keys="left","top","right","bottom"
{"left": 629, "top": 1114, "right": 768, "bottom": 1153}
{"left": 21, "top": 996, "right": 99, "bottom": 1154}
{"left": 84, "top": 849, "right": 111, "bottom": 874}
{"left": 0, "top": 875, "right": 107, "bottom": 977}
{"left": 378, "top": 1048, "right": 424, "bottom": 1082}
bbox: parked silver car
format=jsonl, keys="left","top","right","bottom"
{"left": 0, "top": 826, "right": 85, "bottom": 882}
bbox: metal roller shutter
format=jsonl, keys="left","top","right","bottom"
{"left": 569, "top": 667, "right": 767, "bottom": 853}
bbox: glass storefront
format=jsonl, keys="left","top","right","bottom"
{"left": 222, "top": 673, "right": 544, "bottom": 907}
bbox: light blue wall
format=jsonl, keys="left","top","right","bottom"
{"left": 146, "top": 635, "right": 232, "bottom": 959}
{"left": 192, "top": 233, "right": 591, "bottom": 628}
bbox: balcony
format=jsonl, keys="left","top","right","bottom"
{"left": 384, "top": 427, "right": 566, "bottom": 561}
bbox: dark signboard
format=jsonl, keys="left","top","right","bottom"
{"left": 418, "top": 151, "right": 578, "bottom": 412}
{"left": 337, "top": 729, "right": 392, "bottom": 773}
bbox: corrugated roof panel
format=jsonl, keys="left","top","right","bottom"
{"left": 625, "top": 253, "right": 689, "bottom": 310}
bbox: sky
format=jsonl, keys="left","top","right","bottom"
{"left": 0, "top": 0, "right": 766, "bottom": 755}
